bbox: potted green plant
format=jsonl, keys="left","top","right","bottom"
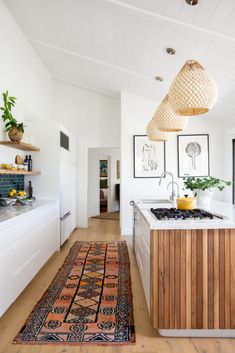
{"left": 0, "top": 90, "right": 25, "bottom": 142}
{"left": 183, "top": 176, "right": 231, "bottom": 205}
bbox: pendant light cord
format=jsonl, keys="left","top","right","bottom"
{"left": 189, "top": 0, "right": 193, "bottom": 60}
{"left": 189, "top": 0, "right": 194, "bottom": 99}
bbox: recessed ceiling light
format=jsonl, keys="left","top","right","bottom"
{"left": 155, "top": 76, "right": 164, "bottom": 82}
{"left": 166, "top": 47, "right": 176, "bottom": 55}
{"left": 185, "top": 0, "right": 198, "bottom": 5}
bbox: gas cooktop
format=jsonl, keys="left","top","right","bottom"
{"left": 150, "top": 207, "right": 215, "bottom": 221}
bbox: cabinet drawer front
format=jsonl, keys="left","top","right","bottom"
{"left": 135, "top": 235, "right": 143, "bottom": 271}
{"left": 140, "top": 214, "right": 150, "bottom": 248}
{"left": 0, "top": 203, "right": 59, "bottom": 252}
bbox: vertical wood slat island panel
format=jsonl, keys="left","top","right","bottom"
{"left": 225, "top": 229, "right": 231, "bottom": 328}
{"left": 150, "top": 228, "right": 235, "bottom": 330}
{"left": 202, "top": 229, "right": 208, "bottom": 329}
{"left": 169, "top": 230, "right": 175, "bottom": 329}
{"left": 231, "top": 232, "right": 235, "bottom": 328}
{"left": 208, "top": 230, "right": 214, "bottom": 328}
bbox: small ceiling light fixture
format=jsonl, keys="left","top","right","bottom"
{"left": 146, "top": 118, "right": 169, "bottom": 141}
{"left": 166, "top": 47, "right": 176, "bottom": 55}
{"left": 167, "top": 0, "right": 218, "bottom": 116}
{"left": 155, "top": 76, "right": 164, "bottom": 82}
{"left": 185, "top": 0, "right": 198, "bottom": 5}
{"left": 154, "top": 95, "right": 189, "bottom": 132}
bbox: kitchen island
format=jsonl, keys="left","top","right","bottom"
{"left": 133, "top": 199, "right": 235, "bottom": 337}
{"left": 0, "top": 199, "right": 60, "bottom": 316}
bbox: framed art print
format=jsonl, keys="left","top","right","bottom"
{"left": 117, "top": 160, "right": 120, "bottom": 179}
{"left": 100, "top": 160, "right": 108, "bottom": 177}
{"left": 177, "top": 134, "right": 210, "bottom": 178}
{"left": 133, "top": 135, "right": 166, "bottom": 178}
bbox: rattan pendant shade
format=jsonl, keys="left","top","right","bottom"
{"left": 153, "top": 95, "right": 189, "bottom": 132}
{"left": 146, "top": 118, "right": 169, "bottom": 141}
{"left": 169, "top": 60, "right": 218, "bottom": 116}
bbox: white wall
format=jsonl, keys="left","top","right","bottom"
{"left": 88, "top": 149, "right": 100, "bottom": 217}
{"left": 0, "top": 1, "right": 51, "bottom": 127}
{"left": 88, "top": 148, "right": 120, "bottom": 218}
{"left": 121, "top": 92, "right": 225, "bottom": 235}
{"left": 51, "top": 79, "right": 120, "bottom": 227}
{"left": 0, "top": 0, "right": 51, "bottom": 171}
{"left": 222, "top": 127, "right": 235, "bottom": 203}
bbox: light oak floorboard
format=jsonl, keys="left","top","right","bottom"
{"left": 0, "top": 219, "right": 235, "bottom": 353}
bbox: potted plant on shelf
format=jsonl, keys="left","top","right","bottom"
{"left": 0, "top": 90, "right": 25, "bottom": 142}
{"left": 183, "top": 176, "right": 232, "bottom": 206}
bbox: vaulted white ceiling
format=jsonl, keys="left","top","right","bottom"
{"left": 3, "top": 0, "right": 235, "bottom": 122}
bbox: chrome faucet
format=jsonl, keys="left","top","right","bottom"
{"left": 167, "top": 182, "right": 180, "bottom": 199}
{"left": 159, "top": 172, "right": 179, "bottom": 202}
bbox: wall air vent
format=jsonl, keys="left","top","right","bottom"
{"left": 60, "top": 131, "right": 69, "bottom": 151}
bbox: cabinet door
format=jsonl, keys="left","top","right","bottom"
{"left": 0, "top": 205, "right": 59, "bottom": 317}
{"left": 134, "top": 210, "right": 150, "bottom": 313}
{"left": 138, "top": 233, "right": 150, "bottom": 313}
{"left": 134, "top": 209, "right": 141, "bottom": 256}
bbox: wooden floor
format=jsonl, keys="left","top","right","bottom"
{"left": 1, "top": 218, "right": 235, "bottom": 353}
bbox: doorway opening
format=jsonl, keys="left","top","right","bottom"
{"left": 88, "top": 148, "right": 120, "bottom": 219}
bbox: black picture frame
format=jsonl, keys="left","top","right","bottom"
{"left": 177, "top": 134, "right": 210, "bottom": 178}
{"left": 133, "top": 135, "right": 166, "bottom": 178}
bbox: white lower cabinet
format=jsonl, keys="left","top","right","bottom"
{"left": 134, "top": 208, "right": 150, "bottom": 313}
{"left": 0, "top": 202, "right": 60, "bottom": 317}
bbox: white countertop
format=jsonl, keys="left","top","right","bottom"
{"left": 0, "top": 199, "right": 59, "bottom": 231}
{"left": 136, "top": 199, "right": 235, "bottom": 229}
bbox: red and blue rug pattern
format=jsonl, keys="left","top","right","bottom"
{"left": 14, "top": 241, "right": 135, "bottom": 345}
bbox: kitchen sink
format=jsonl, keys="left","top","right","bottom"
{"left": 139, "top": 199, "right": 172, "bottom": 204}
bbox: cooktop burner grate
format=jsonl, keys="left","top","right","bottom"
{"left": 150, "top": 207, "right": 214, "bottom": 220}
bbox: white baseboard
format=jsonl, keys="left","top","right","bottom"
{"left": 159, "top": 329, "right": 235, "bottom": 337}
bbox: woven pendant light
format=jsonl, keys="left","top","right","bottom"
{"left": 146, "top": 118, "right": 169, "bottom": 141}
{"left": 169, "top": 60, "right": 218, "bottom": 116}
{"left": 153, "top": 95, "right": 189, "bottom": 132}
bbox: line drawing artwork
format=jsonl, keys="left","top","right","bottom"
{"left": 177, "top": 134, "right": 209, "bottom": 178}
{"left": 185, "top": 141, "right": 202, "bottom": 170}
{"left": 134, "top": 135, "right": 165, "bottom": 178}
{"left": 142, "top": 143, "right": 158, "bottom": 171}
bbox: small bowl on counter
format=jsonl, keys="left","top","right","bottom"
{"left": 17, "top": 198, "right": 34, "bottom": 206}
{"left": 0, "top": 198, "right": 17, "bottom": 207}
{"left": 176, "top": 196, "right": 196, "bottom": 210}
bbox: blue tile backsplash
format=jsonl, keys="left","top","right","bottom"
{"left": 0, "top": 174, "right": 25, "bottom": 197}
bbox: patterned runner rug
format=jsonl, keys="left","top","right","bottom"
{"left": 14, "top": 241, "right": 135, "bottom": 345}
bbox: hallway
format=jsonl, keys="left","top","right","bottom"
{"left": 0, "top": 219, "right": 235, "bottom": 353}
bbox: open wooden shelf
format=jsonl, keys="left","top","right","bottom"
{"left": 0, "top": 169, "right": 41, "bottom": 176}
{"left": 0, "top": 141, "right": 40, "bottom": 151}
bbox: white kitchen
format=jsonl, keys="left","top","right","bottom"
{"left": 1, "top": 1, "right": 235, "bottom": 353}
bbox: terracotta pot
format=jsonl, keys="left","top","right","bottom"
{"left": 8, "top": 127, "right": 23, "bottom": 142}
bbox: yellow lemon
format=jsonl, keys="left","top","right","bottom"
{"left": 9, "top": 191, "right": 14, "bottom": 197}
